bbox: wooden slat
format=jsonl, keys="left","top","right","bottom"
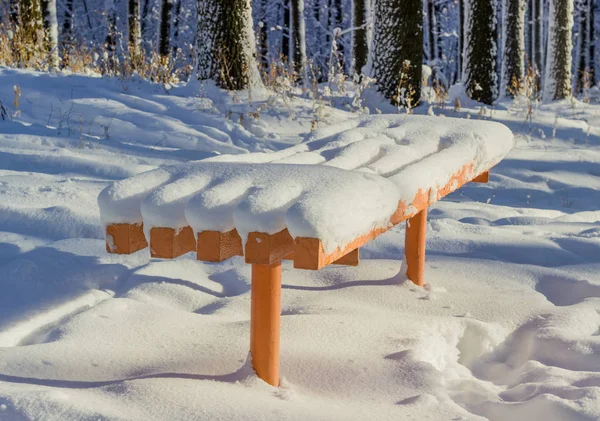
{"left": 332, "top": 248, "right": 359, "bottom": 266}
{"left": 105, "top": 223, "right": 147, "bottom": 254}
{"left": 471, "top": 171, "right": 489, "bottom": 183}
{"left": 196, "top": 229, "right": 243, "bottom": 262}
{"left": 150, "top": 226, "right": 196, "bottom": 259}
{"left": 245, "top": 229, "right": 295, "bottom": 265}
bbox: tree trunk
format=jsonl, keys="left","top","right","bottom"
{"left": 18, "top": 0, "right": 44, "bottom": 65}
{"left": 105, "top": 0, "right": 118, "bottom": 73}
{"left": 577, "top": 0, "right": 589, "bottom": 94}
{"left": 62, "top": 0, "right": 74, "bottom": 49}
{"left": 331, "top": 0, "right": 345, "bottom": 70}
{"left": 40, "top": 0, "right": 59, "bottom": 69}
{"left": 257, "top": 0, "right": 269, "bottom": 67}
{"left": 172, "top": 0, "right": 182, "bottom": 55}
{"left": 590, "top": 0, "right": 596, "bottom": 85}
{"left": 290, "top": 0, "right": 307, "bottom": 81}
{"left": 435, "top": 2, "right": 443, "bottom": 59}
{"left": 502, "top": 0, "right": 526, "bottom": 96}
{"left": 458, "top": 0, "right": 464, "bottom": 81}
{"left": 196, "top": 0, "right": 262, "bottom": 90}
{"left": 532, "top": 0, "right": 544, "bottom": 92}
{"left": 128, "top": 0, "right": 142, "bottom": 65}
{"left": 371, "top": 0, "right": 423, "bottom": 106}
{"left": 526, "top": 0, "right": 533, "bottom": 64}
{"left": 159, "top": 0, "right": 173, "bottom": 59}
{"left": 141, "top": 0, "right": 151, "bottom": 40}
{"left": 352, "top": 0, "right": 369, "bottom": 75}
{"left": 427, "top": 0, "right": 436, "bottom": 61}
{"left": 464, "top": 0, "right": 498, "bottom": 104}
{"left": 282, "top": 0, "right": 290, "bottom": 60}
{"left": 543, "top": 0, "right": 574, "bottom": 101}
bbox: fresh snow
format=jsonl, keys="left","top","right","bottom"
{"left": 99, "top": 115, "right": 513, "bottom": 252}
{"left": 0, "top": 68, "right": 600, "bottom": 421}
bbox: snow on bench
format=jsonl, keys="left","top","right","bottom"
{"left": 98, "top": 114, "right": 514, "bottom": 386}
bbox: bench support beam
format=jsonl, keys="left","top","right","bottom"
{"left": 250, "top": 261, "right": 282, "bottom": 387}
{"left": 405, "top": 208, "right": 428, "bottom": 287}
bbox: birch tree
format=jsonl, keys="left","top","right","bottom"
{"left": 40, "top": 0, "right": 59, "bottom": 68}
{"left": 501, "top": 0, "right": 526, "bottom": 96}
{"left": 370, "top": 0, "right": 423, "bottom": 106}
{"left": 290, "top": 0, "right": 307, "bottom": 82}
{"left": 531, "top": 0, "right": 544, "bottom": 91}
{"left": 464, "top": 0, "right": 498, "bottom": 104}
{"left": 544, "top": 0, "right": 574, "bottom": 101}
{"left": 128, "top": 0, "right": 142, "bottom": 65}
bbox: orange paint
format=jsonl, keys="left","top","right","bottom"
{"left": 105, "top": 223, "right": 147, "bottom": 254}
{"left": 250, "top": 261, "right": 282, "bottom": 387}
{"left": 471, "top": 171, "right": 489, "bottom": 183}
{"left": 196, "top": 229, "right": 243, "bottom": 262}
{"left": 245, "top": 229, "right": 295, "bottom": 265}
{"left": 150, "top": 226, "right": 196, "bottom": 259}
{"left": 405, "top": 208, "right": 428, "bottom": 286}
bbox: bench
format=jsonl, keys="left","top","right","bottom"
{"left": 98, "top": 115, "right": 514, "bottom": 386}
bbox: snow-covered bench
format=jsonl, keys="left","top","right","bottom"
{"left": 98, "top": 115, "right": 514, "bottom": 386}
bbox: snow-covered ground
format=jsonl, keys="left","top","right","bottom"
{"left": 0, "top": 67, "right": 599, "bottom": 421}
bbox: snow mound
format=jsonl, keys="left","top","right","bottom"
{"left": 99, "top": 115, "right": 514, "bottom": 252}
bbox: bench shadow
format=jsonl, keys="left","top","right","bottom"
{"left": 282, "top": 271, "right": 407, "bottom": 292}
{"left": 0, "top": 357, "right": 253, "bottom": 390}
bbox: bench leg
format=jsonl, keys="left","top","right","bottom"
{"left": 405, "top": 208, "right": 428, "bottom": 287}
{"left": 250, "top": 261, "right": 282, "bottom": 386}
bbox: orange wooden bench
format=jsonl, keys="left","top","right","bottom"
{"left": 99, "top": 115, "right": 513, "bottom": 387}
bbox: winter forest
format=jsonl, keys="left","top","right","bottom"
{"left": 0, "top": 0, "right": 597, "bottom": 105}
{"left": 1, "top": 0, "right": 600, "bottom": 420}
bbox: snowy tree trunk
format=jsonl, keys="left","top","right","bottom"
{"left": 257, "top": 0, "right": 269, "bottom": 67}
{"left": 532, "top": 0, "right": 544, "bottom": 91}
{"left": 40, "top": 0, "right": 59, "bottom": 69}
{"left": 352, "top": 0, "right": 369, "bottom": 75}
{"left": 543, "top": 0, "right": 574, "bottom": 101}
{"left": 576, "top": 0, "right": 589, "bottom": 94}
{"left": 105, "top": 0, "right": 118, "bottom": 73}
{"left": 196, "top": 0, "right": 262, "bottom": 90}
{"left": 172, "top": 0, "right": 182, "bottom": 55}
{"left": 331, "top": 0, "right": 345, "bottom": 70}
{"left": 62, "top": 0, "right": 74, "bottom": 48}
{"left": 458, "top": 0, "right": 464, "bottom": 80}
{"left": 282, "top": 0, "right": 290, "bottom": 60}
{"left": 141, "top": 0, "right": 151, "bottom": 40}
{"left": 128, "top": 0, "right": 142, "bottom": 64}
{"left": 590, "top": 0, "right": 596, "bottom": 85}
{"left": 291, "top": 0, "right": 307, "bottom": 82}
{"left": 464, "top": 0, "right": 498, "bottom": 104}
{"left": 435, "top": 3, "right": 443, "bottom": 59}
{"left": 501, "top": 0, "right": 526, "bottom": 96}
{"left": 526, "top": 0, "right": 533, "bottom": 62}
{"left": 17, "top": 0, "right": 44, "bottom": 65}
{"left": 159, "top": 0, "right": 173, "bottom": 59}
{"left": 427, "top": 0, "right": 437, "bottom": 61}
{"left": 370, "top": 0, "right": 423, "bottom": 105}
